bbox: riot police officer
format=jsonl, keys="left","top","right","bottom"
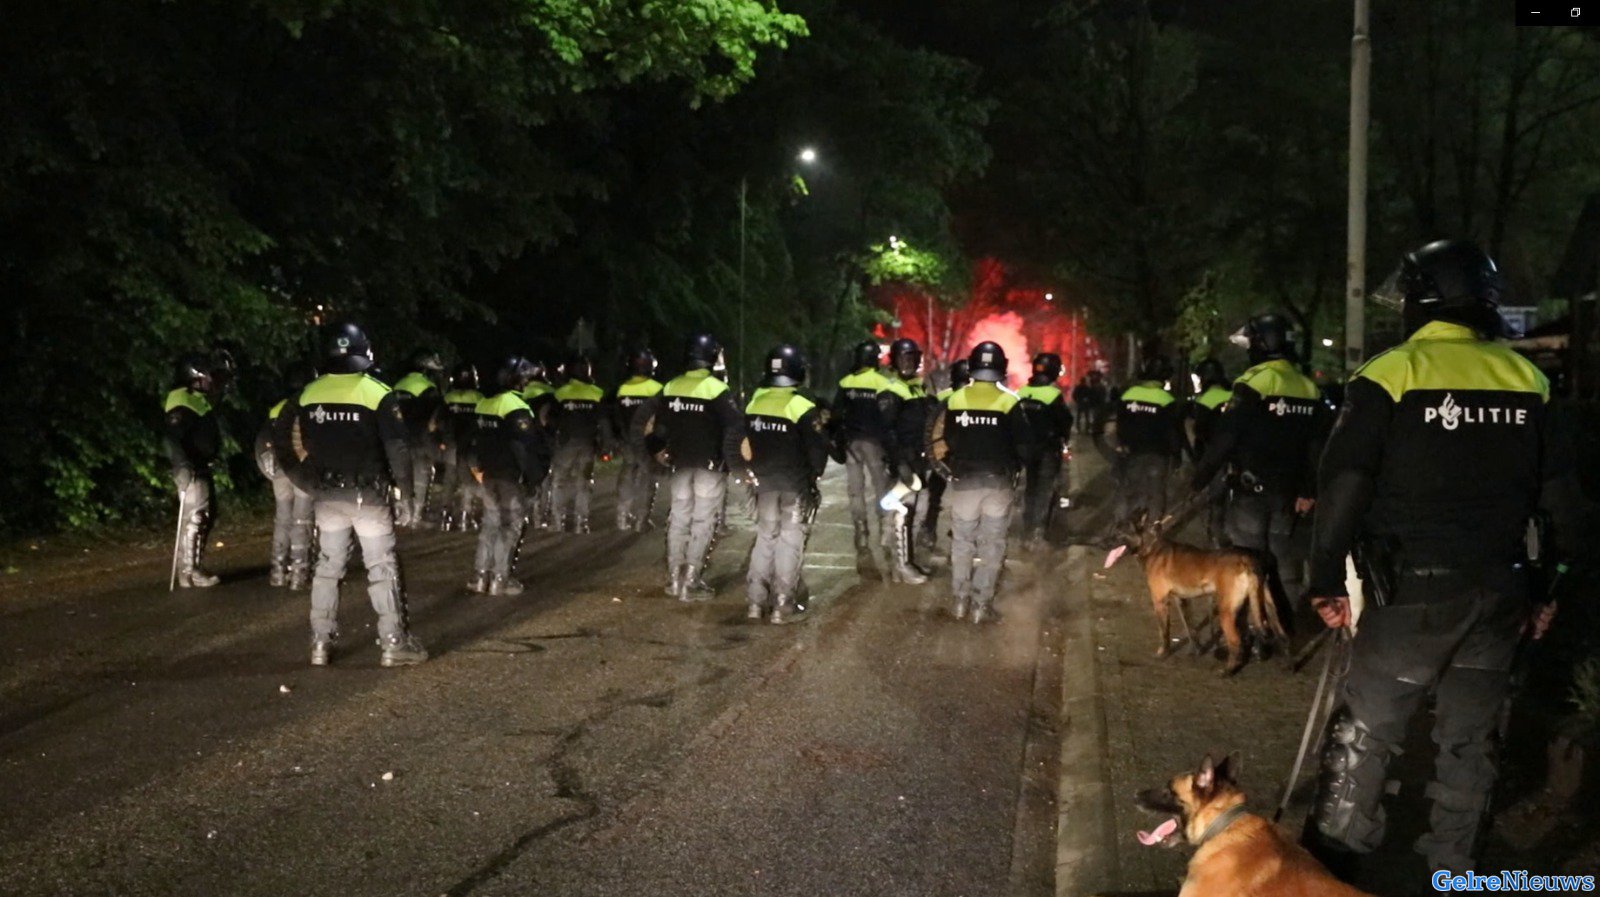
{"left": 739, "top": 345, "right": 831, "bottom": 623}
{"left": 885, "top": 338, "right": 933, "bottom": 581}
{"left": 273, "top": 323, "right": 427, "bottom": 667}
{"left": 834, "top": 339, "right": 912, "bottom": 564}
{"left": 1106, "top": 356, "right": 1185, "bottom": 519}
{"left": 926, "top": 342, "right": 1036, "bottom": 623}
{"left": 649, "top": 332, "right": 745, "bottom": 601}
{"left": 437, "top": 362, "right": 485, "bottom": 531}
{"left": 1189, "top": 357, "right": 1232, "bottom": 546}
{"left": 1302, "top": 240, "right": 1564, "bottom": 879}
{"left": 611, "top": 348, "right": 665, "bottom": 532}
{"left": 390, "top": 349, "right": 445, "bottom": 525}
{"left": 1016, "top": 352, "right": 1074, "bottom": 546}
{"left": 1192, "top": 315, "right": 1324, "bottom": 593}
{"left": 923, "top": 358, "right": 972, "bottom": 550}
{"left": 467, "top": 356, "right": 552, "bottom": 596}
{"left": 522, "top": 360, "right": 558, "bottom": 528}
{"left": 548, "top": 355, "right": 609, "bottom": 533}
{"left": 164, "top": 353, "right": 223, "bottom": 588}
{"left": 256, "top": 361, "right": 318, "bottom": 589}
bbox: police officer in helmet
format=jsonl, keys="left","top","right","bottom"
{"left": 466, "top": 355, "right": 552, "bottom": 596}
{"left": 273, "top": 323, "right": 428, "bottom": 667}
{"left": 885, "top": 337, "right": 934, "bottom": 581}
{"left": 256, "top": 360, "right": 319, "bottom": 589}
{"left": 739, "top": 345, "right": 831, "bottom": 623}
{"left": 548, "top": 355, "right": 609, "bottom": 533}
{"left": 1016, "top": 352, "right": 1074, "bottom": 547}
{"left": 612, "top": 347, "right": 665, "bottom": 532}
{"left": 1106, "top": 354, "right": 1185, "bottom": 519}
{"left": 438, "top": 362, "right": 485, "bottom": 531}
{"left": 164, "top": 353, "right": 224, "bottom": 588}
{"left": 1191, "top": 314, "right": 1325, "bottom": 598}
{"left": 924, "top": 358, "right": 972, "bottom": 550}
{"left": 833, "top": 338, "right": 915, "bottom": 576}
{"left": 650, "top": 332, "right": 745, "bottom": 600}
{"left": 391, "top": 349, "right": 446, "bottom": 525}
{"left": 1189, "top": 357, "right": 1232, "bottom": 546}
{"left": 926, "top": 342, "right": 1036, "bottom": 622}
{"left": 1301, "top": 239, "right": 1569, "bottom": 882}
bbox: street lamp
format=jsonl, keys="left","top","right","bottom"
{"left": 1045, "top": 292, "right": 1054, "bottom": 301}
{"left": 739, "top": 146, "right": 820, "bottom": 396}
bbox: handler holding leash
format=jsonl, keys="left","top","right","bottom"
{"left": 1300, "top": 239, "right": 1568, "bottom": 882}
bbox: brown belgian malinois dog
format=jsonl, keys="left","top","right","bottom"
{"left": 1136, "top": 754, "right": 1374, "bottom": 897}
{"left": 1114, "top": 511, "right": 1289, "bottom": 675}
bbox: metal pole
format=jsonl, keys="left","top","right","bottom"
{"left": 1345, "top": 0, "right": 1371, "bottom": 371}
{"left": 737, "top": 176, "right": 748, "bottom": 398}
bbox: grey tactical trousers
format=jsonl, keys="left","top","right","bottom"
{"left": 310, "top": 493, "right": 408, "bottom": 641}
{"left": 746, "top": 490, "right": 810, "bottom": 607}
{"left": 474, "top": 478, "right": 529, "bottom": 578}
{"left": 948, "top": 482, "right": 1014, "bottom": 609}
{"left": 666, "top": 468, "right": 726, "bottom": 573}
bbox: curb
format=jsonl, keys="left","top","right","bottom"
{"left": 1055, "top": 544, "right": 1118, "bottom": 896}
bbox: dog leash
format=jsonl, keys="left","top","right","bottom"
{"left": 1273, "top": 628, "right": 1350, "bottom": 823}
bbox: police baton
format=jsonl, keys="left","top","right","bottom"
{"left": 169, "top": 488, "right": 187, "bottom": 592}
{"left": 1275, "top": 627, "right": 1351, "bottom": 823}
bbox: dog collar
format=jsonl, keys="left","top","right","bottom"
{"left": 1195, "top": 802, "right": 1249, "bottom": 846}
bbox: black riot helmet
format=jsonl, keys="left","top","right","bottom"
{"left": 1391, "top": 238, "right": 1507, "bottom": 337}
{"left": 626, "top": 347, "right": 658, "bottom": 378}
{"left": 763, "top": 344, "right": 808, "bottom": 388}
{"left": 1030, "top": 352, "right": 1063, "bottom": 385}
{"left": 563, "top": 355, "right": 595, "bottom": 383}
{"left": 889, "top": 338, "right": 922, "bottom": 378}
{"left": 1138, "top": 355, "right": 1173, "bottom": 384}
{"left": 1228, "top": 313, "right": 1292, "bottom": 364}
{"left": 1194, "top": 358, "right": 1227, "bottom": 389}
{"left": 408, "top": 348, "right": 444, "bottom": 376}
{"left": 968, "top": 341, "right": 1008, "bottom": 383}
{"left": 684, "top": 332, "right": 723, "bottom": 371}
{"left": 527, "top": 359, "right": 549, "bottom": 383}
{"left": 323, "top": 322, "right": 375, "bottom": 374}
{"left": 448, "top": 362, "right": 479, "bottom": 391}
{"left": 208, "top": 347, "right": 237, "bottom": 392}
{"left": 949, "top": 359, "right": 972, "bottom": 391}
{"left": 495, "top": 355, "right": 536, "bottom": 392}
{"left": 172, "top": 353, "right": 213, "bottom": 391}
{"left": 850, "top": 339, "right": 882, "bottom": 372}
{"left": 284, "top": 360, "right": 319, "bottom": 393}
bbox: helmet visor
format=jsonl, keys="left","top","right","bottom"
{"left": 1370, "top": 265, "right": 1407, "bottom": 312}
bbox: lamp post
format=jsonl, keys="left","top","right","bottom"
{"left": 738, "top": 146, "right": 819, "bottom": 397}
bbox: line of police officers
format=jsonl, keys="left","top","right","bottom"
{"left": 162, "top": 325, "right": 1078, "bottom": 657}
{"left": 159, "top": 238, "right": 1574, "bottom": 883}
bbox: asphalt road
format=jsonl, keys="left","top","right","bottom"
{"left": 0, "top": 466, "right": 1064, "bottom": 897}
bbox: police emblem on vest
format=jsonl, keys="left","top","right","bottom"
{"left": 953, "top": 409, "right": 1002, "bottom": 428}
{"left": 1424, "top": 393, "right": 1529, "bottom": 431}
{"left": 667, "top": 396, "right": 706, "bottom": 414}
{"left": 309, "top": 406, "right": 361, "bottom": 424}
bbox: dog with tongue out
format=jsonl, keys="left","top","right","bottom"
{"left": 1135, "top": 754, "right": 1373, "bottom": 897}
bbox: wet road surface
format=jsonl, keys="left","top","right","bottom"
{"left": 0, "top": 467, "right": 1063, "bottom": 897}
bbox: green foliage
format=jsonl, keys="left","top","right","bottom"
{"left": 0, "top": 0, "right": 807, "bottom": 532}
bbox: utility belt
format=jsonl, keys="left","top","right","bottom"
{"left": 1352, "top": 531, "right": 1538, "bottom": 610}
{"left": 317, "top": 470, "right": 392, "bottom": 491}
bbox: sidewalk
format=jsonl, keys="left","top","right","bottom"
{"left": 1055, "top": 441, "right": 1321, "bottom": 897}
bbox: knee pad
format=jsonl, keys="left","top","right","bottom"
{"left": 1311, "top": 706, "right": 1393, "bottom": 851}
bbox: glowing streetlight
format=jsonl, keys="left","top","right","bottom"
{"left": 1045, "top": 292, "right": 1054, "bottom": 301}
{"left": 798, "top": 147, "right": 818, "bottom": 165}
{"left": 1322, "top": 338, "right": 1335, "bottom": 348}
